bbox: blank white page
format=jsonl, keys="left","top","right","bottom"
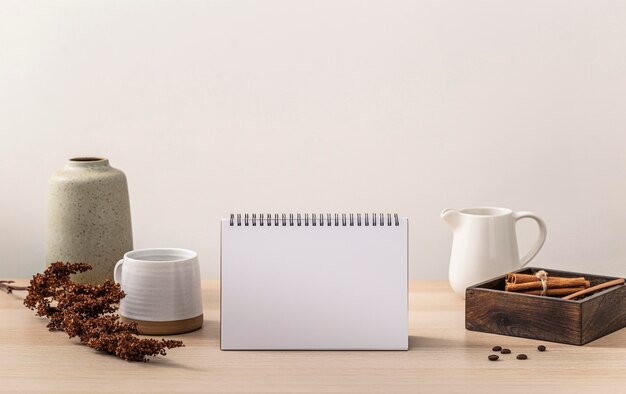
{"left": 221, "top": 214, "right": 408, "bottom": 350}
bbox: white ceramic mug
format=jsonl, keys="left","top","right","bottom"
{"left": 114, "top": 248, "right": 203, "bottom": 334}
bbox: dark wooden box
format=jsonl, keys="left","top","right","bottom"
{"left": 465, "top": 267, "right": 626, "bottom": 345}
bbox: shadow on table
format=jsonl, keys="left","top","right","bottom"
{"left": 409, "top": 335, "right": 477, "bottom": 350}
{"left": 142, "top": 356, "right": 206, "bottom": 371}
{"left": 412, "top": 329, "right": 626, "bottom": 349}
{"left": 1, "top": 289, "right": 27, "bottom": 301}
{"left": 182, "top": 318, "right": 220, "bottom": 340}
{"left": 584, "top": 328, "right": 626, "bottom": 348}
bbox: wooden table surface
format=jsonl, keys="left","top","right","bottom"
{"left": 2, "top": 280, "right": 625, "bottom": 393}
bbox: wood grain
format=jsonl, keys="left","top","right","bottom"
{"left": 582, "top": 281, "right": 626, "bottom": 344}
{"left": 466, "top": 287, "right": 582, "bottom": 344}
{"left": 1, "top": 279, "right": 626, "bottom": 393}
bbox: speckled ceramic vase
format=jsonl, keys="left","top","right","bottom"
{"left": 46, "top": 157, "right": 133, "bottom": 284}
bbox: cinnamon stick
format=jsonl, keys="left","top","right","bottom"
{"left": 506, "top": 278, "right": 590, "bottom": 292}
{"left": 520, "top": 287, "right": 586, "bottom": 296}
{"left": 506, "top": 273, "right": 542, "bottom": 284}
{"left": 561, "top": 278, "right": 625, "bottom": 300}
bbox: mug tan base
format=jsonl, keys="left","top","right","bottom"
{"left": 120, "top": 314, "right": 203, "bottom": 335}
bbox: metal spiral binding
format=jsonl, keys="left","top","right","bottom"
{"left": 229, "top": 213, "right": 400, "bottom": 226}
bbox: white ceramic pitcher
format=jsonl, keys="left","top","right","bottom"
{"left": 441, "top": 207, "right": 547, "bottom": 298}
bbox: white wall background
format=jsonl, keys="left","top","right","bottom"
{"left": 1, "top": 0, "right": 625, "bottom": 280}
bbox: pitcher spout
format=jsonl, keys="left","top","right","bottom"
{"left": 441, "top": 208, "right": 461, "bottom": 229}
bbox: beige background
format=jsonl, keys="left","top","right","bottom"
{"left": 1, "top": 0, "right": 625, "bottom": 280}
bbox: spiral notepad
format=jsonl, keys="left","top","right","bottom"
{"left": 221, "top": 213, "right": 408, "bottom": 350}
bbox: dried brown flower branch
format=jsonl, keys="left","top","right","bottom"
{"left": 0, "top": 280, "right": 29, "bottom": 293}
{"left": 4, "top": 262, "right": 183, "bottom": 362}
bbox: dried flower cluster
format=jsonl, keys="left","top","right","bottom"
{"left": 5, "top": 262, "right": 183, "bottom": 362}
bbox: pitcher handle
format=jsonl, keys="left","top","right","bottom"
{"left": 513, "top": 211, "right": 547, "bottom": 267}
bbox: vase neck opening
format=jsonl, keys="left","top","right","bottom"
{"left": 66, "top": 157, "right": 110, "bottom": 169}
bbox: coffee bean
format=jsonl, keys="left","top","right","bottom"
{"left": 537, "top": 345, "right": 546, "bottom": 352}
{"left": 492, "top": 346, "right": 502, "bottom": 351}
{"left": 516, "top": 354, "right": 528, "bottom": 360}
{"left": 488, "top": 355, "right": 499, "bottom": 361}
{"left": 500, "top": 348, "right": 511, "bottom": 354}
